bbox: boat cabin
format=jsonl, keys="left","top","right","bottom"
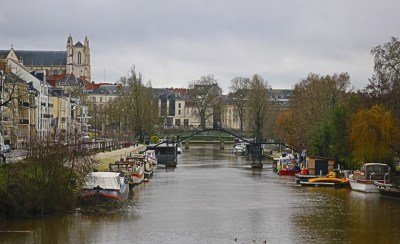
{"left": 306, "top": 156, "right": 336, "bottom": 176}
{"left": 146, "top": 142, "right": 178, "bottom": 166}
{"left": 353, "top": 163, "right": 390, "bottom": 181}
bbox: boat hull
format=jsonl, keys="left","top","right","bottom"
{"left": 379, "top": 187, "right": 400, "bottom": 199}
{"left": 144, "top": 162, "right": 154, "bottom": 179}
{"left": 79, "top": 187, "right": 129, "bottom": 205}
{"left": 278, "top": 170, "right": 300, "bottom": 176}
{"left": 130, "top": 172, "right": 144, "bottom": 185}
{"left": 349, "top": 180, "right": 381, "bottom": 193}
{"left": 301, "top": 177, "right": 350, "bottom": 188}
{"left": 374, "top": 182, "right": 400, "bottom": 199}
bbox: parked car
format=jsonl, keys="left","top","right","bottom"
{"left": 0, "top": 144, "right": 11, "bottom": 153}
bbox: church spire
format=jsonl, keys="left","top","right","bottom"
{"left": 84, "top": 36, "right": 89, "bottom": 48}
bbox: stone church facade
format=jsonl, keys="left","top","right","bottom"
{"left": 0, "top": 35, "right": 91, "bottom": 81}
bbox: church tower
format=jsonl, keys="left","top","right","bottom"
{"left": 66, "top": 35, "right": 73, "bottom": 75}
{"left": 65, "top": 35, "right": 91, "bottom": 81}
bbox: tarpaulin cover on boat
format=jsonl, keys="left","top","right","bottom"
{"left": 83, "top": 172, "right": 121, "bottom": 190}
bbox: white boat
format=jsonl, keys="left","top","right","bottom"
{"left": 232, "top": 142, "right": 247, "bottom": 155}
{"left": 79, "top": 172, "right": 129, "bottom": 205}
{"left": 144, "top": 160, "right": 154, "bottom": 180}
{"left": 177, "top": 145, "right": 182, "bottom": 154}
{"left": 276, "top": 153, "right": 298, "bottom": 174}
{"left": 144, "top": 150, "right": 158, "bottom": 165}
{"left": 129, "top": 156, "right": 145, "bottom": 185}
{"left": 347, "top": 163, "right": 390, "bottom": 193}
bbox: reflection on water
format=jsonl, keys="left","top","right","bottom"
{"left": 1, "top": 145, "right": 400, "bottom": 244}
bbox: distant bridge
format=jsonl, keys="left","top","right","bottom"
{"left": 177, "top": 128, "right": 300, "bottom": 168}
{"left": 145, "top": 128, "right": 298, "bottom": 168}
{"left": 175, "top": 128, "right": 298, "bottom": 152}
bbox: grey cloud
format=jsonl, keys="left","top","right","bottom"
{"left": 1, "top": 0, "right": 400, "bottom": 92}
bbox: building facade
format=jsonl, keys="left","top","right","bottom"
{"left": 0, "top": 35, "right": 91, "bottom": 81}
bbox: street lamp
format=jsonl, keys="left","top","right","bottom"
{"left": 94, "top": 105, "right": 97, "bottom": 143}
{"left": 0, "top": 71, "right": 4, "bottom": 146}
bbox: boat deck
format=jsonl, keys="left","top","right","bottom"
{"left": 295, "top": 174, "right": 318, "bottom": 184}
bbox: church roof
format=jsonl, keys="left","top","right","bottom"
{"left": 0, "top": 50, "right": 66, "bottom": 66}
{"left": 0, "top": 50, "right": 9, "bottom": 58}
{"left": 74, "top": 42, "right": 84, "bottom": 47}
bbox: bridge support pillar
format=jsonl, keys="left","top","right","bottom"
{"left": 220, "top": 140, "right": 224, "bottom": 149}
{"left": 185, "top": 140, "right": 189, "bottom": 149}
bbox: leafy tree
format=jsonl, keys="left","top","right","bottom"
{"left": 275, "top": 73, "right": 351, "bottom": 155}
{"left": 187, "top": 75, "right": 222, "bottom": 130}
{"left": 150, "top": 135, "right": 159, "bottom": 144}
{"left": 329, "top": 104, "right": 352, "bottom": 163}
{"left": 229, "top": 77, "right": 250, "bottom": 133}
{"left": 274, "top": 110, "right": 300, "bottom": 148}
{"left": 0, "top": 133, "right": 96, "bottom": 219}
{"left": 349, "top": 105, "right": 396, "bottom": 167}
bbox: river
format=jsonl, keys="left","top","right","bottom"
{"left": 1, "top": 145, "right": 400, "bottom": 244}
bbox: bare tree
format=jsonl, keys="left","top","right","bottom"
{"left": 0, "top": 69, "right": 19, "bottom": 108}
{"left": 246, "top": 74, "right": 270, "bottom": 140}
{"left": 229, "top": 77, "right": 250, "bottom": 134}
{"left": 187, "top": 75, "right": 222, "bottom": 130}
{"left": 366, "top": 37, "right": 400, "bottom": 119}
{"left": 120, "top": 66, "right": 158, "bottom": 143}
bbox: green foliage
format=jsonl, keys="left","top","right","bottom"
{"left": 150, "top": 135, "right": 159, "bottom": 144}
{"left": 309, "top": 122, "right": 332, "bottom": 157}
{"left": 350, "top": 105, "right": 395, "bottom": 166}
{"left": 275, "top": 72, "right": 351, "bottom": 153}
{"left": 0, "top": 138, "right": 96, "bottom": 220}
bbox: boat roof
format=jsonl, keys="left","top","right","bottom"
{"left": 83, "top": 172, "right": 122, "bottom": 190}
{"left": 88, "top": 172, "right": 121, "bottom": 178}
{"left": 147, "top": 143, "right": 177, "bottom": 148}
{"left": 363, "top": 163, "right": 389, "bottom": 166}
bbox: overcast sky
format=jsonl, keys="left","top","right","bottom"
{"left": 1, "top": 0, "right": 400, "bottom": 93}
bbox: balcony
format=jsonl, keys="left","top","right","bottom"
{"left": 18, "top": 119, "right": 29, "bottom": 125}
{"left": 18, "top": 101, "right": 30, "bottom": 107}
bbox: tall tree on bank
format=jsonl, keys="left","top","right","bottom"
{"left": 0, "top": 62, "right": 20, "bottom": 108}
{"left": 365, "top": 37, "right": 400, "bottom": 153}
{"left": 246, "top": 74, "right": 270, "bottom": 142}
{"left": 187, "top": 75, "right": 222, "bottom": 130}
{"left": 349, "top": 105, "right": 397, "bottom": 167}
{"left": 365, "top": 37, "right": 400, "bottom": 116}
{"left": 275, "top": 73, "right": 351, "bottom": 156}
{"left": 121, "top": 66, "right": 158, "bottom": 143}
{"left": 229, "top": 77, "right": 250, "bottom": 134}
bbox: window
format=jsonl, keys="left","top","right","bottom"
{"left": 78, "top": 51, "right": 82, "bottom": 64}
{"left": 178, "top": 103, "right": 181, "bottom": 108}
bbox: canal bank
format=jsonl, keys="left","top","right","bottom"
{"left": 95, "top": 145, "right": 146, "bottom": 171}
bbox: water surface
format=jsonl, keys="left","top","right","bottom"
{"left": 1, "top": 145, "right": 399, "bottom": 244}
